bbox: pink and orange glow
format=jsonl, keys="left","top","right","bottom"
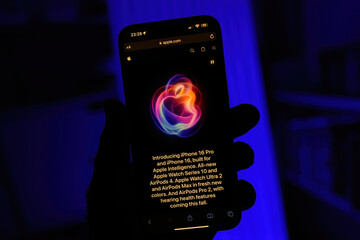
{"left": 151, "top": 74, "right": 203, "bottom": 137}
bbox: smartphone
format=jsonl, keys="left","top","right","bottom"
{"left": 118, "top": 15, "right": 240, "bottom": 234}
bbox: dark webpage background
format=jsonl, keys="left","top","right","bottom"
{"left": 121, "top": 37, "right": 234, "bottom": 216}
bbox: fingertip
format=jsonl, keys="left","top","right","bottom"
{"left": 229, "top": 180, "right": 256, "bottom": 211}
{"left": 232, "top": 142, "right": 254, "bottom": 171}
{"left": 246, "top": 104, "right": 260, "bottom": 126}
{"left": 229, "top": 104, "right": 260, "bottom": 138}
{"left": 237, "top": 180, "right": 256, "bottom": 210}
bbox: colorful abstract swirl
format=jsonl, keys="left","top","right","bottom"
{"left": 151, "top": 74, "right": 203, "bottom": 137}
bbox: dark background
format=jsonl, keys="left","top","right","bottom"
{"left": 0, "top": 0, "right": 359, "bottom": 239}
{"left": 254, "top": 0, "right": 360, "bottom": 239}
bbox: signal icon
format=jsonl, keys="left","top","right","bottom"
{"left": 195, "top": 24, "right": 200, "bottom": 28}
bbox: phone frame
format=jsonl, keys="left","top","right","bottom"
{"left": 118, "top": 15, "right": 241, "bottom": 234}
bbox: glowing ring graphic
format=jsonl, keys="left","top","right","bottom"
{"left": 151, "top": 74, "right": 203, "bottom": 137}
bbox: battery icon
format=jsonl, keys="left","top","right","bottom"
{"left": 201, "top": 23, "right": 208, "bottom": 27}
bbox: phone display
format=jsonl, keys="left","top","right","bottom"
{"left": 118, "top": 16, "right": 240, "bottom": 233}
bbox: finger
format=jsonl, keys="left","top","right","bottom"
{"left": 232, "top": 141, "right": 254, "bottom": 171}
{"left": 229, "top": 180, "right": 256, "bottom": 211}
{"left": 228, "top": 104, "right": 260, "bottom": 139}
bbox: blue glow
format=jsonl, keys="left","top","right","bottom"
{"left": 107, "top": 0, "right": 288, "bottom": 239}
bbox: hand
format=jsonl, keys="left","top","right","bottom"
{"left": 87, "top": 99, "right": 259, "bottom": 240}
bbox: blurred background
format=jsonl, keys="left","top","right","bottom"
{"left": 0, "top": 0, "right": 359, "bottom": 239}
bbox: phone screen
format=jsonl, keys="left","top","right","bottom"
{"left": 118, "top": 16, "right": 240, "bottom": 233}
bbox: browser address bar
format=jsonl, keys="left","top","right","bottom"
{"left": 124, "top": 32, "right": 216, "bottom": 52}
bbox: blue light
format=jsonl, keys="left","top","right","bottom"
{"left": 107, "top": 0, "right": 288, "bottom": 239}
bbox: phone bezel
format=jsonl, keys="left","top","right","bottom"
{"left": 118, "top": 15, "right": 241, "bottom": 234}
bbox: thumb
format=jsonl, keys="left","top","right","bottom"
{"left": 104, "top": 98, "right": 127, "bottom": 130}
